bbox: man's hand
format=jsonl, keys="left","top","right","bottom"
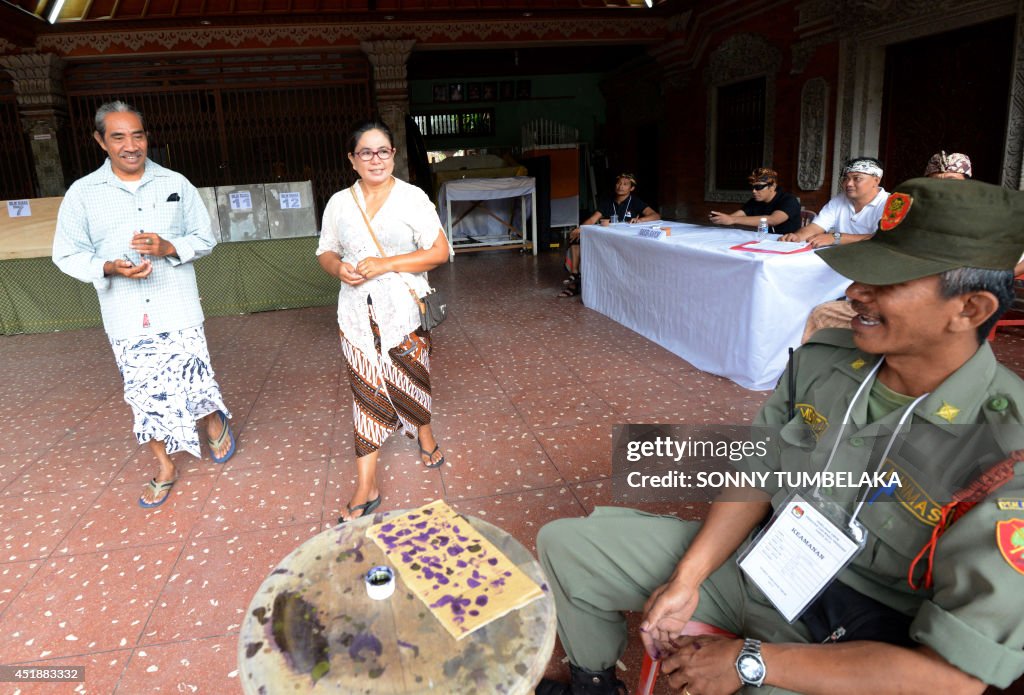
{"left": 662, "top": 636, "right": 744, "bottom": 695}
{"left": 780, "top": 231, "right": 809, "bottom": 242}
{"left": 337, "top": 261, "right": 367, "bottom": 286}
{"left": 806, "top": 232, "right": 837, "bottom": 248}
{"left": 708, "top": 211, "right": 733, "bottom": 226}
{"left": 131, "top": 231, "right": 177, "bottom": 258}
{"left": 355, "top": 256, "right": 392, "bottom": 280}
{"left": 105, "top": 258, "right": 153, "bottom": 279}
{"left": 640, "top": 578, "right": 701, "bottom": 659}
{"left": 570, "top": 227, "right": 582, "bottom": 240}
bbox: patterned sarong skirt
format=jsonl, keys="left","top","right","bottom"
{"left": 340, "top": 306, "right": 432, "bottom": 458}
{"left": 109, "top": 325, "right": 230, "bottom": 457}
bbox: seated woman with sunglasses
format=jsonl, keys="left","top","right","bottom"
{"left": 708, "top": 167, "right": 802, "bottom": 235}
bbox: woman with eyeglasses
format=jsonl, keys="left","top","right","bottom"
{"left": 708, "top": 167, "right": 802, "bottom": 235}
{"left": 317, "top": 121, "right": 451, "bottom": 522}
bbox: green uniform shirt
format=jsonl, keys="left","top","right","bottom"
{"left": 746, "top": 328, "right": 1024, "bottom": 687}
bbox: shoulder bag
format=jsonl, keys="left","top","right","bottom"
{"left": 349, "top": 185, "right": 448, "bottom": 331}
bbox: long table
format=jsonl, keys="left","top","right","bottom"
{"left": 580, "top": 222, "right": 851, "bottom": 390}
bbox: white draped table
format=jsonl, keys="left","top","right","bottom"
{"left": 580, "top": 222, "right": 852, "bottom": 390}
{"left": 438, "top": 176, "right": 537, "bottom": 255}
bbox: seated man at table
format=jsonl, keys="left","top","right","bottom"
{"left": 924, "top": 150, "right": 972, "bottom": 180}
{"left": 801, "top": 152, "right": 975, "bottom": 342}
{"left": 781, "top": 157, "right": 888, "bottom": 248}
{"left": 536, "top": 177, "right": 1024, "bottom": 695}
{"left": 708, "top": 167, "right": 802, "bottom": 235}
{"left": 560, "top": 173, "right": 659, "bottom": 298}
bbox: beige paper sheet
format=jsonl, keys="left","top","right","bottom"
{"left": 367, "top": 500, "right": 543, "bottom": 640}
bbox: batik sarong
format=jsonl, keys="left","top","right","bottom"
{"left": 341, "top": 310, "right": 432, "bottom": 458}
{"left": 110, "top": 325, "right": 230, "bottom": 457}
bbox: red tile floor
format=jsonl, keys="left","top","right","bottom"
{"left": 4, "top": 250, "right": 1024, "bottom": 694}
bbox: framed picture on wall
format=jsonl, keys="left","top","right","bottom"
{"left": 432, "top": 84, "right": 448, "bottom": 103}
{"left": 480, "top": 82, "right": 496, "bottom": 101}
{"left": 516, "top": 80, "right": 531, "bottom": 99}
{"left": 449, "top": 83, "right": 465, "bottom": 102}
{"left": 467, "top": 83, "right": 481, "bottom": 101}
{"left": 500, "top": 80, "right": 515, "bottom": 101}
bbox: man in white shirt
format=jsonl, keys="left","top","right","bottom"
{"left": 781, "top": 157, "right": 888, "bottom": 248}
{"left": 53, "top": 101, "right": 235, "bottom": 509}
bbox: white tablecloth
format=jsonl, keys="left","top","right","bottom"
{"left": 580, "top": 222, "right": 852, "bottom": 390}
{"left": 438, "top": 177, "right": 536, "bottom": 247}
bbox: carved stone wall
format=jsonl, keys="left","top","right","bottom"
{"left": 703, "top": 34, "right": 782, "bottom": 203}
{"left": 1007, "top": 0, "right": 1024, "bottom": 189}
{"left": 362, "top": 40, "right": 415, "bottom": 182}
{"left": 828, "top": 0, "right": 1019, "bottom": 189}
{"left": 29, "top": 18, "right": 664, "bottom": 58}
{"left": 0, "top": 53, "right": 68, "bottom": 195}
{"left": 797, "top": 77, "right": 829, "bottom": 191}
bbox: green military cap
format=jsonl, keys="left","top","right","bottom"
{"left": 819, "top": 177, "right": 1024, "bottom": 285}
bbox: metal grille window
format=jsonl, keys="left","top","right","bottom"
{"left": 412, "top": 110, "right": 494, "bottom": 139}
{"left": 714, "top": 77, "right": 766, "bottom": 191}
{"left": 64, "top": 53, "right": 373, "bottom": 215}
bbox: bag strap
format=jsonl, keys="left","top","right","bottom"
{"left": 349, "top": 184, "right": 423, "bottom": 308}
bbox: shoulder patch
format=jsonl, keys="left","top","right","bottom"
{"left": 879, "top": 192, "right": 913, "bottom": 231}
{"left": 996, "top": 519, "right": 1024, "bottom": 575}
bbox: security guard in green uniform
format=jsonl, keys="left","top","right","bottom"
{"left": 537, "top": 178, "right": 1024, "bottom": 695}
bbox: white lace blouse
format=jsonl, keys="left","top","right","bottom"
{"left": 317, "top": 177, "right": 442, "bottom": 360}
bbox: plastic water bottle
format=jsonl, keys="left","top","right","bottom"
{"left": 757, "top": 217, "right": 769, "bottom": 241}
{"left": 610, "top": 213, "right": 619, "bottom": 224}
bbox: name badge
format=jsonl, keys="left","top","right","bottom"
{"left": 738, "top": 492, "right": 865, "bottom": 622}
{"left": 636, "top": 226, "right": 664, "bottom": 240}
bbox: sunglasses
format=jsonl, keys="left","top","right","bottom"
{"left": 751, "top": 182, "right": 772, "bottom": 191}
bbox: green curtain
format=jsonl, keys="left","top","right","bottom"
{"left": 0, "top": 237, "right": 339, "bottom": 335}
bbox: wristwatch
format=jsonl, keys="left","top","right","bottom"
{"left": 735, "top": 638, "right": 766, "bottom": 687}
{"left": 832, "top": 230, "right": 842, "bottom": 244}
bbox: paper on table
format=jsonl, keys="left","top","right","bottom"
{"left": 730, "top": 239, "right": 813, "bottom": 254}
{"left": 367, "top": 499, "right": 544, "bottom": 639}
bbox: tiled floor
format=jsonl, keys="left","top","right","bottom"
{"left": 4, "top": 250, "right": 1024, "bottom": 694}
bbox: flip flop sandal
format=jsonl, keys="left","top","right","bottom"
{"left": 338, "top": 495, "right": 381, "bottom": 524}
{"left": 418, "top": 441, "right": 446, "bottom": 469}
{"left": 208, "top": 410, "right": 236, "bottom": 464}
{"left": 558, "top": 285, "right": 578, "bottom": 298}
{"left": 139, "top": 477, "right": 178, "bottom": 509}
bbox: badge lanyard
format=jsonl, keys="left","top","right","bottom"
{"left": 738, "top": 357, "right": 928, "bottom": 622}
{"left": 614, "top": 195, "right": 632, "bottom": 220}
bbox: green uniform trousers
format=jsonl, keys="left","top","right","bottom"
{"left": 538, "top": 506, "right": 811, "bottom": 694}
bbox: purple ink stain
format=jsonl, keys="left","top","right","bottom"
{"left": 397, "top": 640, "right": 420, "bottom": 658}
{"left": 467, "top": 578, "right": 480, "bottom": 589}
{"left": 415, "top": 521, "right": 428, "bottom": 529}
{"left": 476, "top": 595, "right": 488, "bottom": 606}
{"left": 447, "top": 545, "right": 464, "bottom": 556}
{"left": 488, "top": 558, "right": 498, "bottom": 566}
{"left": 431, "top": 594, "right": 471, "bottom": 615}
{"left": 457, "top": 560, "right": 467, "bottom": 568}
{"left": 348, "top": 633, "right": 383, "bottom": 663}
{"left": 469, "top": 610, "right": 479, "bottom": 617}
{"left": 380, "top": 523, "right": 395, "bottom": 532}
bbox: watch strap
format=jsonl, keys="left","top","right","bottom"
{"left": 736, "top": 638, "right": 766, "bottom": 687}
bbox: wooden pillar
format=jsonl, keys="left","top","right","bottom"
{"left": 361, "top": 39, "right": 416, "bottom": 181}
